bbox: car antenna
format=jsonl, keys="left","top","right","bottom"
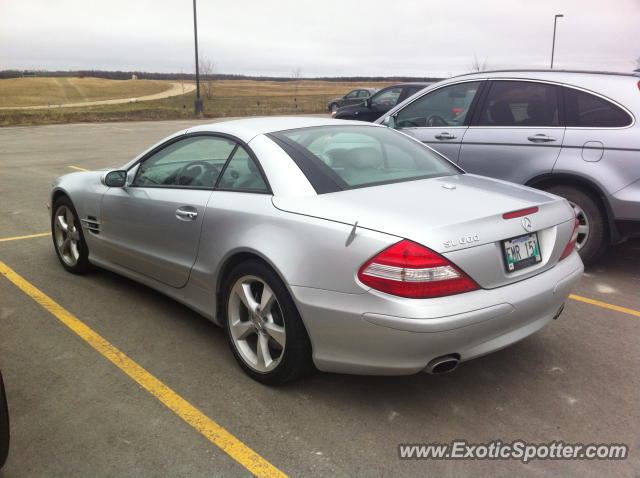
{"left": 346, "top": 221, "right": 358, "bottom": 246}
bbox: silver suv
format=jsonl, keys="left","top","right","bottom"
{"left": 377, "top": 70, "right": 640, "bottom": 264}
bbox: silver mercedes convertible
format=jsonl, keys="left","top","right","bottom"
{"left": 50, "top": 117, "right": 583, "bottom": 384}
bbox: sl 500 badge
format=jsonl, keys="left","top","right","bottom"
{"left": 444, "top": 234, "right": 480, "bottom": 248}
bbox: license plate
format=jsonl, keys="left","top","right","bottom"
{"left": 502, "top": 233, "right": 542, "bottom": 272}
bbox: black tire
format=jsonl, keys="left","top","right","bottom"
{"left": 330, "top": 103, "right": 339, "bottom": 113}
{"left": 546, "top": 185, "right": 607, "bottom": 265}
{"left": 51, "top": 195, "right": 92, "bottom": 274}
{"left": 0, "top": 372, "right": 9, "bottom": 470}
{"left": 222, "top": 260, "right": 314, "bottom": 385}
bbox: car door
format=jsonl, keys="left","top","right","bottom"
{"left": 458, "top": 80, "right": 565, "bottom": 184}
{"left": 392, "top": 81, "right": 483, "bottom": 162}
{"left": 99, "top": 134, "right": 237, "bottom": 288}
{"left": 342, "top": 90, "right": 361, "bottom": 107}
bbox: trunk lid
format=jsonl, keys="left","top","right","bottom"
{"left": 273, "top": 174, "right": 575, "bottom": 288}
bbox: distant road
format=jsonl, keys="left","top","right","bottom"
{"left": 0, "top": 82, "right": 196, "bottom": 110}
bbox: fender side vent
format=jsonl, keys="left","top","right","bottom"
{"left": 81, "top": 216, "right": 101, "bottom": 235}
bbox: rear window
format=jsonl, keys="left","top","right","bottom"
{"left": 477, "top": 81, "right": 560, "bottom": 127}
{"left": 563, "top": 87, "right": 632, "bottom": 127}
{"left": 268, "top": 125, "right": 458, "bottom": 193}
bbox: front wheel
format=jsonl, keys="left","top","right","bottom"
{"left": 223, "top": 260, "right": 314, "bottom": 385}
{"left": 545, "top": 185, "right": 607, "bottom": 265}
{"left": 51, "top": 196, "right": 92, "bottom": 274}
{"left": 330, "top": 103, "right": 339, "bottom": 113}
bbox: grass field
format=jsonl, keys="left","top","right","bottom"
{"left": 0, "top": 77, "right": 171, "bottom": 107}
{"left": 209, "top": 79, "right": 392, "bottom": 97}
{"left": 0, "top": 78, "right": 396, "bottom": 126}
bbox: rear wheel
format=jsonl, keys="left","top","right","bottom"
{"left": 545, "top": 185, "right": 607, "bottom": 264}
{"left": 223, "top": 260, "right": 314, "bottom": 385}
{"left": 51, "top": 196, "right": 92, "bottom": 274}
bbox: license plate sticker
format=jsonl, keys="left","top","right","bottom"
{"left": 502, "top": 233, "right": 542, "bottom": 272}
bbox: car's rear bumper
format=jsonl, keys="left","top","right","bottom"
{"left": 291, "top": 252, "right": 583, "bottom": 375}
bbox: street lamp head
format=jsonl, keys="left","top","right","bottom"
{"left": 555, "top": 14, "right": 564, "bottom": 18}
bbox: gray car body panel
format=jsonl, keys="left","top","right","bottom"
{"left": 377, "top": 70, "right": 640, "bottom": 237}
{"left": 51, "top": 117, "right": 583, "bottom": 375}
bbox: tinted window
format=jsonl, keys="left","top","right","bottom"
{"left": 272, "top": 126, "right": 457, "bottom": 190}
{"left": 345, "top": 90, "right": 359, "bottom": 99}
{"left": 477, "top": 81, "right": 559, "bottom": 127}
{"left": 371, "top": 88, "right": 402, "bottom": 107}
{"left": 218, "top": 146, "right": 269, "bottom": 192}
{"left": 396, "top": 81, "right": 481, "bottom": 128}
{"left": 134, "top": 136, "right": 235, "bottom": 188}
{"left": 403, "top": 86, "right": 425, "bottom": 99}
{"left": 358, "top": 90, "right": 370, "bottom": 98}
{"left": 563, "top": 87, "right": 632, "bottom": 127}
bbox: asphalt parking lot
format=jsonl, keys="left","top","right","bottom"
{"left": 0, "top": 120, "right": 638, "bottom": 477}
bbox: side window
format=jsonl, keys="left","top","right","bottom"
{"left": 345, "top": 90, "right": 359, "bottom": 99}
{"left": 371, "top": 87, "right": 402, "bottom": 108}
{"left": 477, "top": 81, "right": 559, "bottom": 127}
{"left": 358, "top": 90, "right": 370, "bottom": 98}
{"left": 395, "top": 82, "right": 481, "bottom": 128}
{"left": 563, "top": 87, "right": 632, "bottom": 127}
{"left": 134, "top": 136, "right": 235, "bottom": 188}
{"left": 218, "top": 146, "right": 269, "bottom": 192}
{"left": 403, "top": 86, "right": 423, "bottom": 98}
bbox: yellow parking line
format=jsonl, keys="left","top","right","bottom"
{"left": 68, "top": 165, "right": 89, "bottom": 171}
{"left": 0, "top": 261, "right": 287, "bottom": 478}
{"left": 0, "top": 232, "right": 50, "bottom": 242}
{"left": 569, "top": 294, "right": 640, "bottom": 318}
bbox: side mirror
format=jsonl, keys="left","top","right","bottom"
{"left": 102, "top": 170, "right": 127, "bottom": 188}
{"left": 383, "top": 115, "right": 397, "bottom": 129}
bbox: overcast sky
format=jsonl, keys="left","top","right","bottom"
{"left": 1, "top": 0, "right": 638, "bottom": 77}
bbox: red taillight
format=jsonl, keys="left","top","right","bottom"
{"left": 559, "top": 216, "right": 580, "bottom": 261}
{"left": 357, "top": 240, "right": 479, "bottom": 298}
{"left": 502, "top": 206, "right": 539, "bottom": 219}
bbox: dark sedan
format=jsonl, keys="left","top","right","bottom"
{"left": 333, "top": 83, "right": 431, "bottom": 122}
{"left": 327, "top": 88, "right": 377, "bottom": 113}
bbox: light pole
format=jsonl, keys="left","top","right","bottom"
{"left": 550, "top": 14, "right": 564, "bottom": 69}
{"left": 193, "top": 0, "right": 203, "bottom": 114}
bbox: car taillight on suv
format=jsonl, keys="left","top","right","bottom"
{"left": 358, "top": 240, "right": 479, "bottom": 298}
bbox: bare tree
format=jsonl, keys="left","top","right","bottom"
{"left": 199, "top": 56, "right": 216, "bottom": 100}
{"left": 291, "top": 68, "right": 302, "bottom": 108}
{"left": 469, "top": 54, "right": 489, "bottom": 72}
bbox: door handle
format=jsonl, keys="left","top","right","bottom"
{"left": 176, "top": 207, "right": 198, "bottom": 221}
{"left": 527, "top": 134, "right": 557, "bottom": 143}
{"left": 435, "top": 132, "right": 456, "bottom": 140}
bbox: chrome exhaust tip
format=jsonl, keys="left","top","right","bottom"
{"left": 425, "top": 354, "right": 460, "bottom": 375}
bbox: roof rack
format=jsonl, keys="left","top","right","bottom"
{"left": 452, "top": 69, "right": 640, "bottom": 79}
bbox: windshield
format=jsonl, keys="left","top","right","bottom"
{"left": 269, "top": 125, "right": 459, "bottom": 192}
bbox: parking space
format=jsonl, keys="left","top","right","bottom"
{"left": 0, "top": 120, "right": 638, "bottom": 477}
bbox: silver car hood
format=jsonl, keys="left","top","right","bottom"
{"left": 273, "top": 174, "right": 572, "bottom": 254}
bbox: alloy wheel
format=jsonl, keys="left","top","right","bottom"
{"left": 569, "top": 201, "right": 590, "bottom": 250}
{"left": 53, "top": 205, "right": 81, "bottom": 267}
{"left": 227, "top": 275, "right": 286, "bottom": 373}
